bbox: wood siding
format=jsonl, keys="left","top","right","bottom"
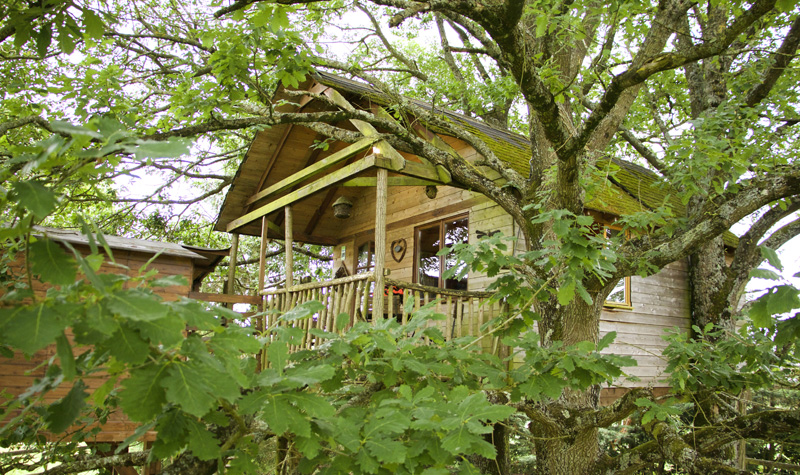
{"left": 1, "top": 243, "right": 196, "bottom": 443}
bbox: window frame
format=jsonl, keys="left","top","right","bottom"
{"left": 603, "top": 226, "right": 632, "bottom": 309}
{"left": 413, "top": 213, "right": 469, "bottom": 290}
{"left": 354, "top": 239, "right": 375, "bottom": 275}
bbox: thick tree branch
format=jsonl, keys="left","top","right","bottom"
{"left": 590, "top": 387, "right": 655, "bottom": 429}
{"left": 142, "top": 110, "right": 356, "bottom": 140}
{"left": 760, "top": 214, "right": 800, "bottom": 252}
{"left": 618, "top": 127, "right": 667, "bottom": 172}
{"left": 435, "top": 14, "right": 465, "bottom": 83}
{"left": 104, "top": 30, "right": 215, "bottom": 52}
{"left": 645, "top": 419, "right": 747, "bottom": 474}
{"left": 730, "top": 200, "right": 800, "bottom": 280}
{"left": 744, "top": 14, "right": 800, "bottom": 108}
{"left": 513, "top": 402, "right": 562, "bottom": 436}
{"left": 691, "top": 408, "right": 800, "bottom": 455}
{"left": 441, "top": 12, "right": 502, "bottom": 61}
{"left": 0, "top": 115, "right": 56, "bottom": 137}
{"left": 620, "top": 164, "right": 800, "bottom": 274}
{"left": 573, "top": 0, "right": 777, "bottom": 160}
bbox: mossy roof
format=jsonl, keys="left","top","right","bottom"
{"left": 313, "top": 72, "right": 738, "bottom": 247}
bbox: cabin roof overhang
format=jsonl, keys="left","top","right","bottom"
{"left": 216, "top": 72, "right": 739, "bottom": 249}
{"left": 214, "top": 75, "right": 457, "bottom": 245}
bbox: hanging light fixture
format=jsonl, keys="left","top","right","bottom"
{"left": 332, "top": 196, "right": 354, "bottom": 219}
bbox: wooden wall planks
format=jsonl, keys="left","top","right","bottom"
{"left": 1, "top": 243, "right": 198, "bottom": 443}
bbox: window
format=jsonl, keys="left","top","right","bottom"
{"left": 356, "top": 240, "right": 375, "bottom": 274}
{"left": 415, "top": 215, "right": 468, "bottom": 290}
{"left": 604, "top": 227, "right": 631, "bottom": 308}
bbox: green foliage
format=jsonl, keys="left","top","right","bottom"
{"left": 663, "top": 323, "right": 798, "bottom": 394}
{"left": 2, "top": 1, "right": 800, "bottom": 473}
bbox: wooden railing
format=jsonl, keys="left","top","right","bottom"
{"left": 262, "top": 273, "right": 375, "bottom": 351}
{"left": 382, "top": 278, "right": 506, "bottom": 353}
{"left": 258, "top": 274, "right": 509, "bottom": 356}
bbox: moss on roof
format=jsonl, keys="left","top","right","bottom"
{"left": 312, "top": 72, "right": 738, "bottom": 247}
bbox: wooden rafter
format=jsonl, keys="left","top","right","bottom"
{"left": 245, "top": 137, "right": 379, "bottom": 206}
{"left": 341, "top": 177, "right": 440, "bottom": 187}
{"left": 249, "top": 81, "right": 331, "bottom": 210}
{"left": 322, "top": 88, "right": 406, "bottom": 163}
{"left": 369, "top": 104, "right": 433, "bottom": 168}
{"left": 227, "top": 154, "right": 384, "bottom": 232}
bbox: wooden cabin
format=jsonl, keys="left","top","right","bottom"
{"left": 0, "top": 227, "right": 236, "bottom": 443}
{"left": 216, "top": 73, "right": 725, "bottom": 404}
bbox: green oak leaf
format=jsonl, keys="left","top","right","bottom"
{"left": 186, "top": 418, "right": 222, "bottom": 461}
{"left": 55, "top": 333, "right": 76, "bottom": 380}
{"left": 107, "top": 323, "right": 150, "bottom": 364}
{"left": 132, "top": 316, "right": 186, "bottom": 348}
{"left": 45, "top": 381, "right": 88, "bottom": 433}
{"left": 106, "top": 289, "right": 168, "bottom": 321}
{"left": 0, "top": 304, "right": 68, "bottom": 354}
{"left": 130, "top": 138, "right": 191, "bottom": 160}
{"left": 119, "top": 364, "right": 169, "bottom": 422}
{"left": 365, "top": 437, "right": 406, "bottom": 464}
{"left": 162, "top": 362, "right": 217, "bottom": 418}
{"left": 12, "top": 181, "right": 58, "bottom": 219}
{"left": 28, "top": 239, "right": 77, "bottom": 286}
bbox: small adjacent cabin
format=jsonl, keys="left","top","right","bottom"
{"left": 0, "top": 228, "right": 232, "bottom": 443}
{"left": 215, "top": 73, "right": 713, "bottom": 404}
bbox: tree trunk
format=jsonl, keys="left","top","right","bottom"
{"left": 535, "top": 427, "right": 599, "bottom": 475}
{"left": 689, "top": 236, "right": 733, "bottom": 334}
{"left": 468, "top": 423, "right": 510, "bottom": 475}
{"left": 531, "top": 298, "right": 603, "bottom": 474}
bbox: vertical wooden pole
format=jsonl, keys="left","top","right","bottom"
{"left": 227, "top": 233, "right": 239, "bottom": 295}
{"left": 373, "top": 168, "right": 388, "bottom": 321}
{"left": 257, "top": 218, "right": 269, "bottom": 372}
{"left": 285, "top": 206, "right": 294, "bottom": 290}
{"left": 258, "top": 217, "right": 269, "bottom": 293}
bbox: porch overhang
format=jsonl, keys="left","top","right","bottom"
{"left": 225, "top": 152, "right": 453, "bottom": 237}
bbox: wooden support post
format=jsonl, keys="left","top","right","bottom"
{"left": 257, "top": 218, "right": 270, "bottom": 372}
{"left": 285, "top": 206, "right": 294, "bottom": 290}
{"left": 227, "top": 233, "right": 239, "bottom": 296}
{"left": 258, "top": 217, "right": 269, "bottom": 293}
{"left": 373, "top": 168, "right": 388, "bottom": 321}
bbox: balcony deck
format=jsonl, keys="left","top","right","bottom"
{"left": 258, "top": 272, "right": 510, "bottom": 360}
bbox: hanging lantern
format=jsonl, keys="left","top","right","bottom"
{"left": 332, "top": 196, "right": 353, "bottom": 219}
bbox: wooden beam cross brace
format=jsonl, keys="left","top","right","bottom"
{"left": 227, "top": 154, "right": 381, "bottom": 232}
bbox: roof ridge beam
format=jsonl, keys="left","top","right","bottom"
{"left": 322, "top": 88, "right": 406, "bottom": 164}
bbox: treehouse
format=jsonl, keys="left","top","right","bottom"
{"left": 216, "top": 72, "right": 722, "bottom": 404}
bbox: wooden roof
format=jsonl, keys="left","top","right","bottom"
{"left": 216, "top": 72, "right": 738, "bottom": 248}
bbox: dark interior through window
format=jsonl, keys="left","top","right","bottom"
{"left": 416, "top": 216, "right": 468, "bottom": 290}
